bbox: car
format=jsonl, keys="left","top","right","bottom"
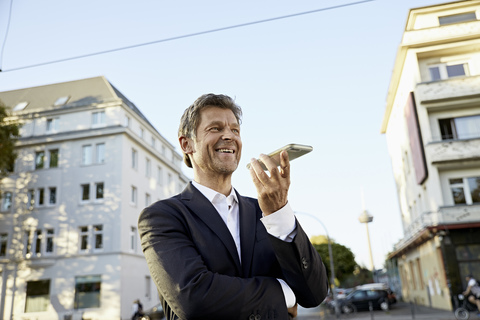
{"left": 139, "top": 302, "right": 165, "bottom": 320}
{"left": 338, "top": 286, "right": 397, "bottom": 312}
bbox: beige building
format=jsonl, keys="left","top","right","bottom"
{"left": 382, "top": 0, "right": 480, "bottom": 311}
{"left": 0, "top": 76, "right": 189, "bottom": 320}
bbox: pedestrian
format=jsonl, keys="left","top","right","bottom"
{"left": 131, "top": 299, "right": 143, "bottom": 320}
{"left": 138, "top": 93, "right": 328, "bottom": 319}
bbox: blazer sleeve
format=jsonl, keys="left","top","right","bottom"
{"left": 138, "top": 200, "right": 290, "bottom": 320}
{"left": 267, "top": 219, "right": 329, "bottom": 308}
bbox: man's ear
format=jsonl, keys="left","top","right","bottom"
{"left": 179, "top": 136, "right": 195, "bottom": 154}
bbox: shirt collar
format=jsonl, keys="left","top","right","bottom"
{"left": 192, "top": 181, "right": 238, "bottom": 204}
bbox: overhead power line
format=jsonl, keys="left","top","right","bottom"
{"left": 1, "top": 0, "right": 374, "bottom": 73}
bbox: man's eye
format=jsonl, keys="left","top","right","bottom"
{"left": 210, "top": 127, "right": 219, "bottom": 131}
{"left": 232, "top": 129, "right": 239, "bottom": 134}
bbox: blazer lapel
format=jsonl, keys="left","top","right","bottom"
{"left": 181, "top": 183, "right": 242, "bottom": 273}
{"left": 237, "top": 192, "right": 257, "bottom": 277}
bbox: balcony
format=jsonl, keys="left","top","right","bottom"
{"left": 425, "top": 138, "right": 480, "bottom": 164}
{"left": 398, "top": 204, "right": 480, "bottom": 251}
{"left": 403, "top": 20, "right": 480, "bottom": 47}
{"left": 415, "top": 75, "right": 480, "bottom": 105}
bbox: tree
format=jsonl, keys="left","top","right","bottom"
{"left": 0, "top": 102, "right": 21, "bottom": 178}
{"left": 313, "top": 241, "right": 357, "bottom": 286}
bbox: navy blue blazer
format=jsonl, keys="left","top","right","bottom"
{"left": 138, "top": 182, "right": 328, "bottom": 320}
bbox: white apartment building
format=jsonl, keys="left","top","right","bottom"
{"left": 382, "top": 0, "right": 480, "bottom": 310}
{"left": 0, "top": 76, "right": 189, "bottom": 320}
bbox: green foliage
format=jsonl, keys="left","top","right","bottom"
{"left": 0, "top": 102, "right": 21, "bottom": 178}
{"left": 313, "top": 241, "right": 357, "bottom": 286}
{"left": 341, "top": 266, "right": 374, "bottom": 288}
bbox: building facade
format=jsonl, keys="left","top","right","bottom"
{"left": 0, "top": 76, "right": 189, "bottom": 320}
{"left": 382, "top": 0, "right": 480, "bottom": 311}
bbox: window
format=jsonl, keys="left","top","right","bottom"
{"left": 25, "top": 231, "right": 32, "bottom": 256}
{"left": 95, "top": 182, "right": 104, "bottom": 200}
{"left": 124, "top": 116, "right": 130, "bottom": 127}
{"left": 145, "top": 276, "right": 151, "bottom": 299}
{"left": 34, "top": 230, "right": 42, "bottom": 256}
{"left": 429, "top": 63, "right": 468, "bottom": 81}
{"left": 13, "top": 101, "right": 28, "bottom": 111}
{"left": 49, "top": 187, "right": 56, "bottom": 205}
{"left": 139, "top": 128, "right": 144, "bottom": 139}
{"left": 449, "top": 177, "right": 480, "bottom": 205}
{"left": 25, "top": 279, "right": 50, "bottom": 312}
{"left": 1, "top": 192, "right": 12, "bottom": 211}
{"left": 130, "top": 227, "right": 137, "bottom": 251}
{"left": 132, "top": 149, "right": 138, "bottom": 169}
{"left": 92, "top": 111, "right": 105, "bottom": 126}
{"left": 46, "top": 229, "right": 54, "bottom": 253}
{"left": 131, "top": 186, "right": 137, "bottom": 204}
{"left": 151, "top": 137, "right": 156, "bottom": 149}
{"left": 74, "top": 275, "right": 101, "bottom": 309}
{"left": 46, "top": 118, "right": 58, "bottom": 133}
{"left": 49, "top": 149, "right": 59, "bottom": 168}
{"left": 81, "top": 184, "right": 90, "bottom": 201}
{"left": 35, "top": 151, "right": 45, "bottom": 169}
{"left": 54, "top": 96, "right": 69, "bottom": 106}
{"left": 439, "top": 12, "right": 477, "bottom": 25}
{"left": 146, "top": 158, "right": 151, "bottom": 177}
{"left": 416, "top": 258, "right": 424, "bottom": 290}
{"left": 93, "top": 225, "right": 103, "bottom": 250}
{"left": 96, "top": 143, "right": 105, "bottom": 163}
{"left": 82, "top": 145, "right": 92, "bottom": 165}
{"left": 38, "top": 188, "right": 45, "bottom": 206}
{"left": 27, "top": 189, "right": 35, "bottom": 209}
{"left": 439, "top": 115, "right": 480, "bottom": 140}
{"left": 79, "top": 226, "right": 89, "bottom": 251}
{"left": 157, "top": 166, "right": 163, "bottom": 185}
{"left": 0, "top": 233, "right": 7, "bottom": 256}
{"left": 145, "top": 193, "right": 151, "bottom": 207}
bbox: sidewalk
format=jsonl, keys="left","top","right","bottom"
{"left": 297, "top": 302, "right": 463, "bottom": 320}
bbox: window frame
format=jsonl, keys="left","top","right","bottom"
{"left": 74, "top": 275, "right": 101, "bottom": 309}
{"left": 48, "top": 149, "right": 59, "bottom": 168}
{"left": 428, "top": 62, "right": 469, "bottom": 81}
{"left": 1, "top": 191, "right": 12, "bottom": 211}
{"left": 91, "top": 111, "right": 106, "bottom": 127}
{"left": 0, "top": 233, "right": 8, "bottom": 257}
{"left": 25, "top": 279, "right": 51, "bottom": 313}
{"left": 35, "top": 151, "right": 45, "bottom": 169}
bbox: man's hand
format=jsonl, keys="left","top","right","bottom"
{"left": 249, "top": 150, "right": 290, "bottom": 215}
{"left": 288, "top": 303, "right": 298, "bottom": 318}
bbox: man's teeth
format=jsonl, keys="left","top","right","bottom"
{"left": 218, "top": 149, "right": 234, "bottom": 153}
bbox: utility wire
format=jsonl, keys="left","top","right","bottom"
{"left": 0, "top": 0, "right": 14, "bottom": 71}
{"left": 1, "top": 0, "right": 374, "bottom": 73}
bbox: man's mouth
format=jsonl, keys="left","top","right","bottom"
{"left": 216, "top": 148, "right": 235, "bottom": 154}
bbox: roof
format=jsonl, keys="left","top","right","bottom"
{"left": 0, "top": 76, "right": 121, "bottom": 112}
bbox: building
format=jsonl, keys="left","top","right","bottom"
{"left": 382, "top": 0, "right": 480, "bottom": 310}
{"left": 0, "top": 76, "right": 189, "bottom": 320}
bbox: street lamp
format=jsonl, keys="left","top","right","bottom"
{"left": 295, "top": 211, "right": 340, "bottom": 318}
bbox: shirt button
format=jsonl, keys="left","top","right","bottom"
{"left": 249, "top": 314, "right": 255, "bottom": 320}
{"left": 255, "top": 315, "right": 261, "bottom": 320}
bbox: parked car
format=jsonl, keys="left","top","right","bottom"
{"left": 338, "top": 286, "right": 397, "bottom": 312}
{"left": 140, "top": 302, "right": 165, "bottom": 320}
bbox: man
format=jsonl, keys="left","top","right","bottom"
{"left": 139, "top": 94, "right": 328, "bottom": 320}
{"left": 463, "top": 275, "right": 480, "bottom": 314}
{"left": 131, "top": 299, "right": 144, "bottom": 320}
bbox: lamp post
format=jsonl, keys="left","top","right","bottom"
{"left": 295, "top": 211, "right": 340, "bottom": 318}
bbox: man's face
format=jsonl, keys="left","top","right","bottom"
{"left": 188, "top": 107, "right": 242, "bottom": 177}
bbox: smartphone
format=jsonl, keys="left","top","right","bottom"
{"left": 246, "top": 143, "right": 313, "bottom": 170}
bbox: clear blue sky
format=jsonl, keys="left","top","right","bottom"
{"left": 0, "top": 0, "right": 446, "bottom": 270}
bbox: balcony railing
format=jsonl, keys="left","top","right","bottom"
{"left": 399, "top": 204, "right": 480, "bottom": 248}
{"left": 402, "top": 20, "right": 480, "bottom": 47}
{"left": 425, "top": 137, "right": 480, "bottom": 164}
{"left": 415, "top": 75, "right": 480, "bottom": 104}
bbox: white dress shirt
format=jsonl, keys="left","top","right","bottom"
{"left": 192, "top": 181, "right": 297, "bottom": 308}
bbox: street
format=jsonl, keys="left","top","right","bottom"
{"left": 296, "top": 302, "right": 461, "bottom": 320}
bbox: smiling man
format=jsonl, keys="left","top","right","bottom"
{"left": 138, "top": 94, "right": 328, "bottom": 320}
